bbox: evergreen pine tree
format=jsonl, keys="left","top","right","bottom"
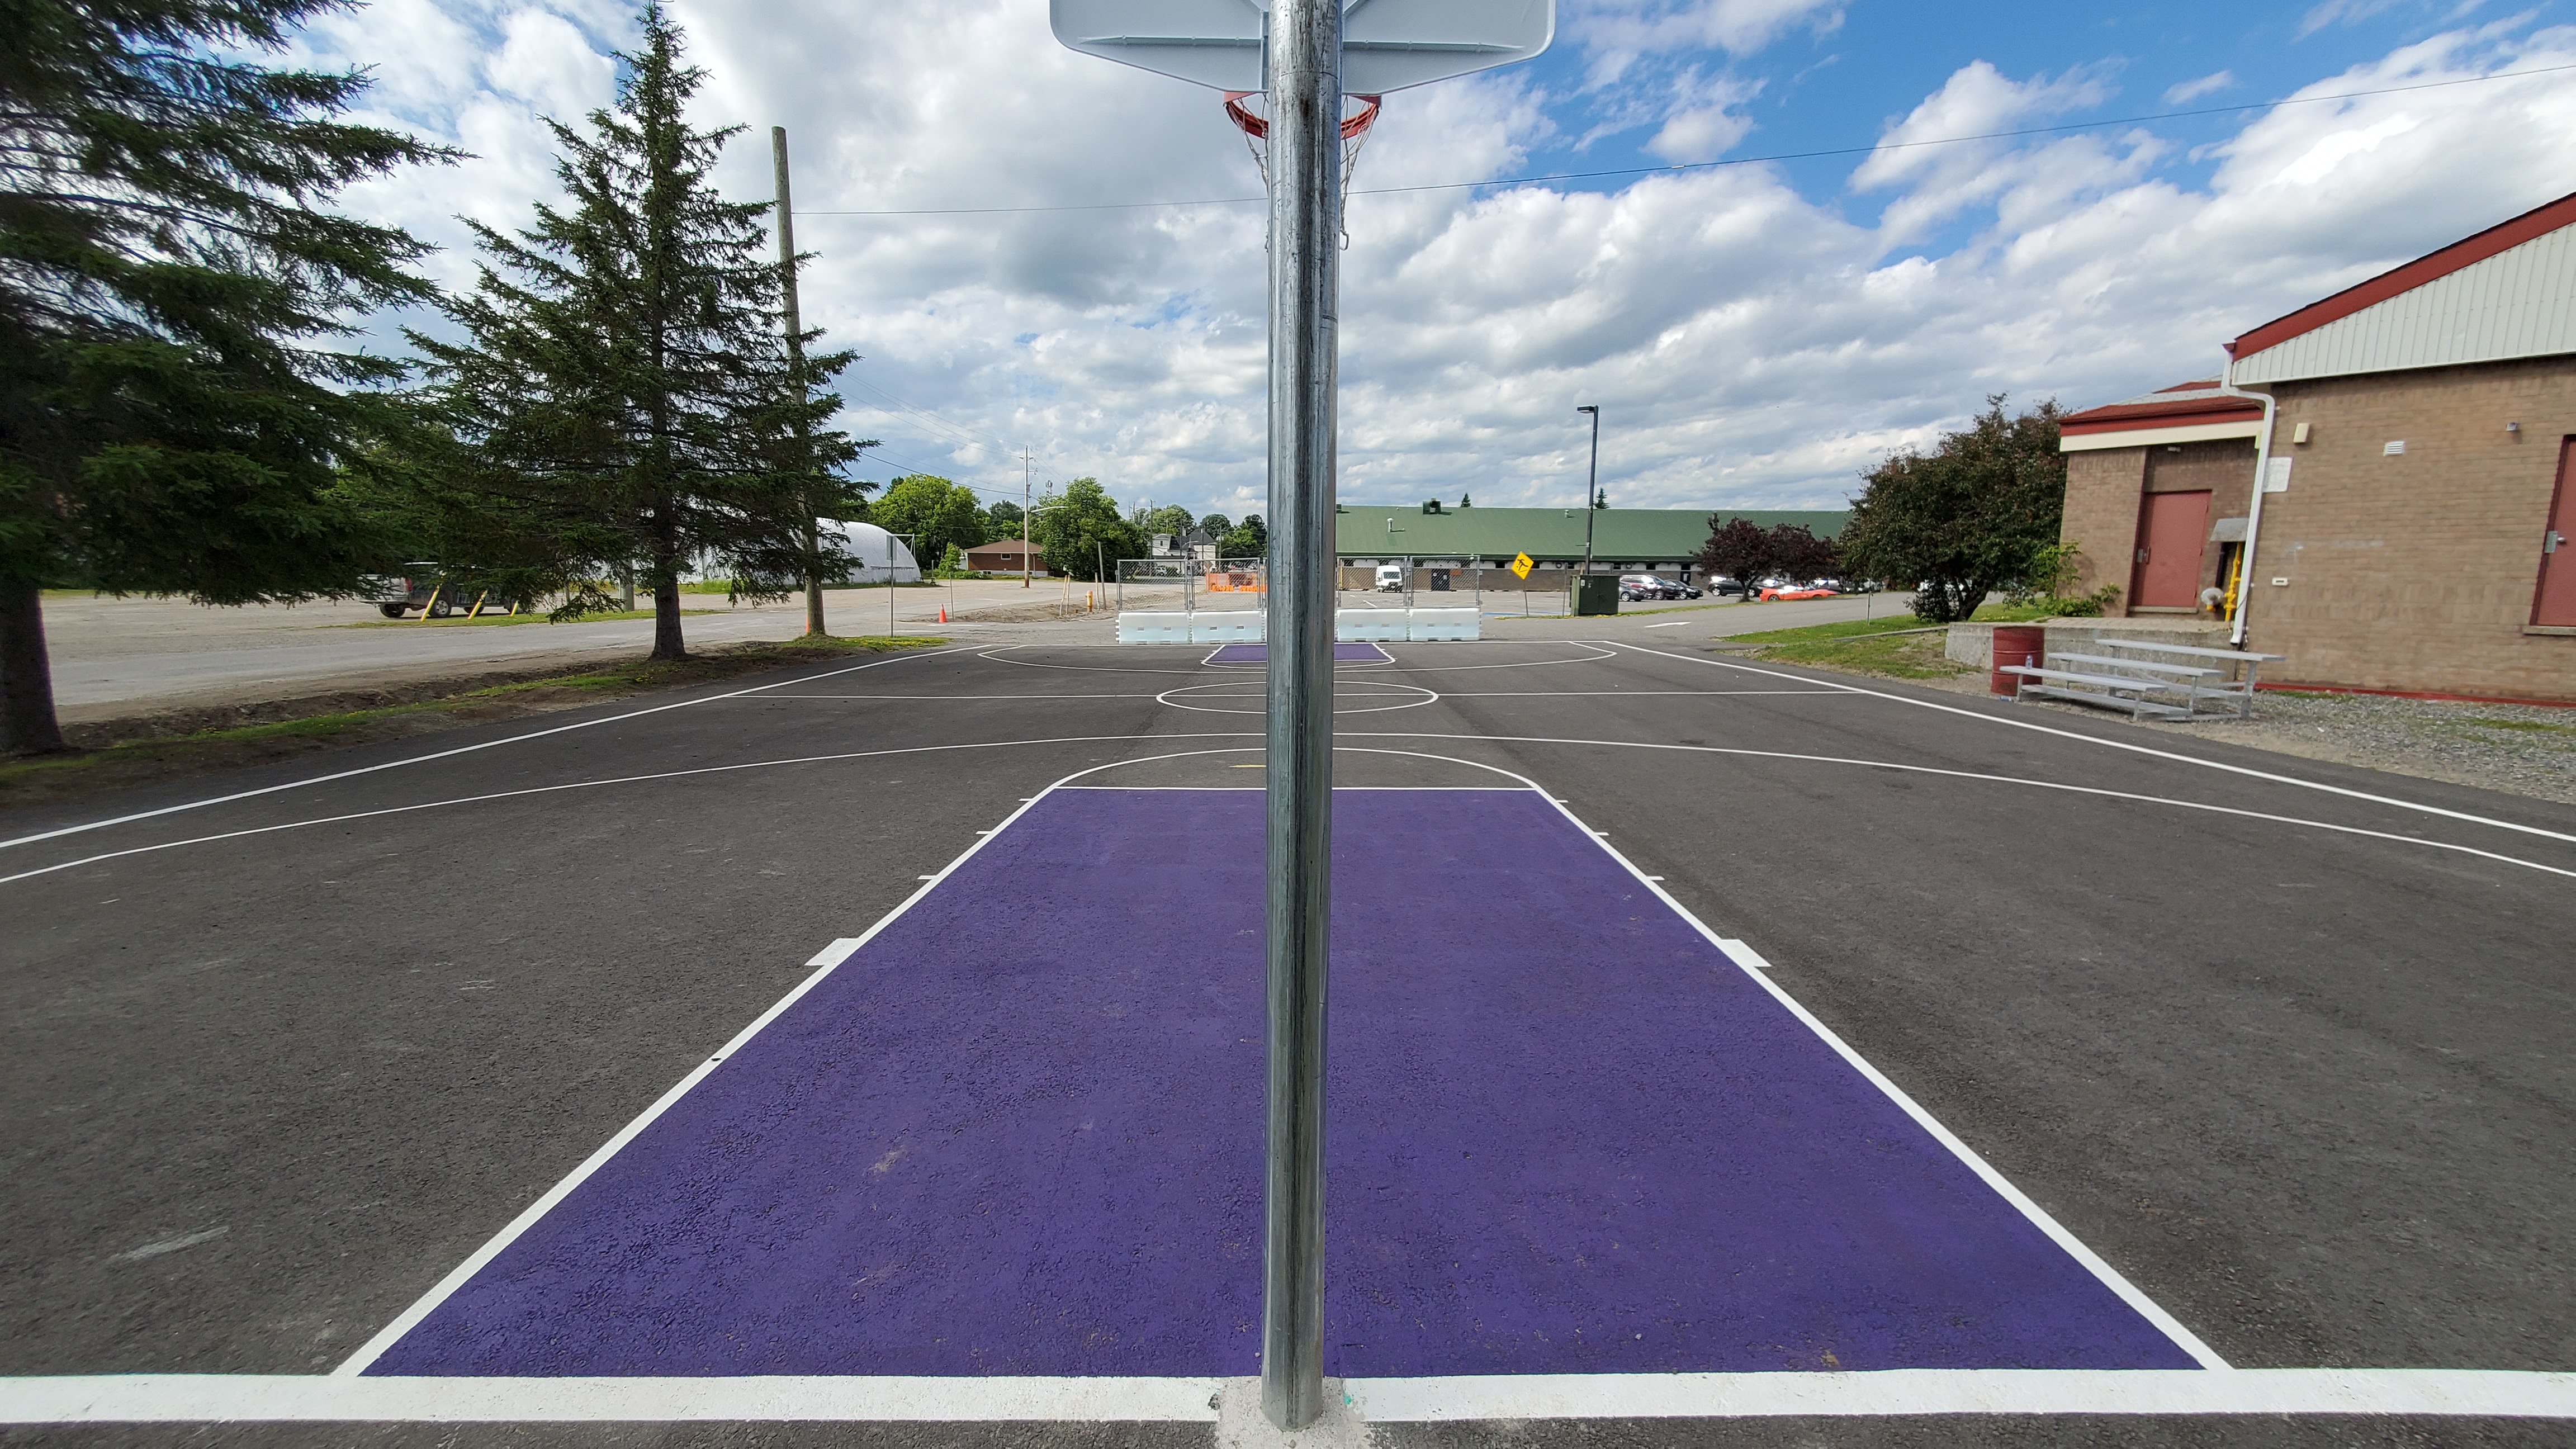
{"left": 0, "top": 0, "right": 453, "bottom": 753}
{"left": 415, "top": 4, "right": 856, "bottom": 660}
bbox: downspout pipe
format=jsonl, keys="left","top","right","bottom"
{"left": 2213, "top": 363, "right": 2277, "bottom": 647}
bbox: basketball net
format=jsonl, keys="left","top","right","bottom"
{"left": 1223, "top": 91, "right": 1382, "bottom": 192}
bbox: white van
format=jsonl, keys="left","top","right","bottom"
{"left": 1375, "top": 565, "right": 1405, "bottom": 592}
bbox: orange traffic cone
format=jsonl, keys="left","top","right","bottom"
{"left": 938, "top": 608, "right": 948, "bottom": 623}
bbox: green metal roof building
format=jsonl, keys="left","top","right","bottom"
{"left": 1332, "top": 505, "right": 1847, "bottom": 569}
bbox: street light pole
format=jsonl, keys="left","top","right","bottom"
{"left": 1576, "top": 405, "right": 1599, "bottom": 605}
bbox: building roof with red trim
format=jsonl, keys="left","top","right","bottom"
{"left": 2223, "top": 188, "right": 2576, "bottom": 384}
{"left": 2060, "top": 381, "right": 2264, "bottom": 437}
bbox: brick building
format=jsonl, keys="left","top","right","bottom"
{"left": 2057, "top": 191, "right": 2576, "bottom": 702}
{"left": 962, "top": 537, "right": 1054, "bottom": 575}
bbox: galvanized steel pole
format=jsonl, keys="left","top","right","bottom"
{"left": 1261, "top": 0, "right": 1341, "bottom": 1431}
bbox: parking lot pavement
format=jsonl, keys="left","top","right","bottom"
{"left": 36, "top": 586, "right": 1112, "bottom": 722}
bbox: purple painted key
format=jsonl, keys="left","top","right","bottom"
{"left": 366, "top": 789, "right": 2199, "bottom": 1378}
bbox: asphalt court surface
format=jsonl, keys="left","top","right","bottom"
{"left": 4, "top": 638, "right": 2574, "bottom": 1442}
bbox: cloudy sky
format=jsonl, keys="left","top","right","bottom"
{"left": 299, "top": 0, "right": 2576, "bottom": 518}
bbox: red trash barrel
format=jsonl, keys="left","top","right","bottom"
{"left": 1991, "top": 625, "right": 2045, "bottom": 697}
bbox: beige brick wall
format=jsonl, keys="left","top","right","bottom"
{"left": 2060, "top": 448, "right": 2147, "bottom": 598}
{"left": 2244, "top": 356, "right": 2575, "bottom": 701}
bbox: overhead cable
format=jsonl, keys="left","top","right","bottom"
{"left": 795, "top": 63, "right": 2576, "bottom": 219}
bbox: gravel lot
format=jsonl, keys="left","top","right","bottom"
{"left": 2147, "top": 689, "right": 2576, "bottom": 806}
{"left": 1878, "top": 656, "right": 2576, "bottom": 805}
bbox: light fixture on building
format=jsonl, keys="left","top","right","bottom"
{"left": 2291, "top": 422, "right": 2311, "bottom": 444}
{"left": 2507, "top": 420, "right": 2521, "bottom": 434}
{"left": 2384, "top": 440, "right": 2406, "bottom": 455}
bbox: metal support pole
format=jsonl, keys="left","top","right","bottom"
{"left": 1261, "top": 0, "right": 1340, "bottom": 1431}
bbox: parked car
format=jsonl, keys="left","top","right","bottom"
{"left": 1619, "top": 574, "right": 1698, "bottom": 600}
{"left": 371, "top": 566, "right": 527, "bottom": 618}
{"left": 1709, "top": 576, "right": 1748, "bottom": 596}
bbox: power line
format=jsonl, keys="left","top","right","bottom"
{"left": 795, "top": 63, "right": 2576, "bottom": 219}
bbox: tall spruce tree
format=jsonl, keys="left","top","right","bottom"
{"left": 0, "top": 0, "right": 452, "bottom": 754}
{"left": 415, "top": 4, "right": 855, "bottom": 660}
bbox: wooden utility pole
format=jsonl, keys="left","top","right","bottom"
{"left": 774, "top": 126, "right": 825, "bottom": 637}
{"left": 1020, "top": 446, "right": 1035, "bottom": 588}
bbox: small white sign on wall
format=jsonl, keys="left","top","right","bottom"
{"left": 2265, "top": 457, "right": 2293, "bottom": 493}
{"left": 2384, "top": 440, "right": 2406, "bottom": 456}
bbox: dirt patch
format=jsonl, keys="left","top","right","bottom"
{"left": 954, "top": 600, "right": 1107, "bottom": 624}
{"left": 2, "top": 635, "right": 946, "bottom": 813}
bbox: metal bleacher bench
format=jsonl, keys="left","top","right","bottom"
{"left": 2002, "top": 638, "right": 2285, "bottom": 721}
{"left": 2097, "top": 639, "right": 2284, "bottom": 718}
{"left": 2000, "top": 662, "right": 2196, "bottom": 720}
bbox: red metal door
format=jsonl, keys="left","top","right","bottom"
{"left": 2129, "top": 490, "right": 2211, "bottom": 609}
{"left": 2535, "top": 438, "right": 2576, "bottom": 627}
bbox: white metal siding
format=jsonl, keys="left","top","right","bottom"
{"left": 2233, "top": 225, "right": 2576, "bottom": 383}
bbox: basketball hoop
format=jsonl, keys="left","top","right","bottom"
{"left": 1222, "top": 90, "right": 1382, "bottom": 188}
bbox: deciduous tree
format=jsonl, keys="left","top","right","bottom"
{"left": 871, "top": 473, "right": 986, "bottom": 575}
{"left": 0, "top": 0, "right": 452, "bottom": 752}
{"left": 1033, "top": 477, "right": 1144, "bottom": 581}
{"left": 1839, "top": 396, "right": 2065, "bottom": 624}
{"left": 1220, "top": 513, "right": 1267, "bottom": 561}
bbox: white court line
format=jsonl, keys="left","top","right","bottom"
{"left": 977, "top": 642, "right": 1620, "bottom": 675}
{"left": 3, "top": 1369, "right": 2573, "bottom": 1423}
{"left": 0, "top": 644, "right": 976, "bottom": 855}
{"left": 1339, "top": 731, "right": 2576, "bottom": 880}
{"left": 0, "top": 732, "right": 1252, "bottom": 889}
{"left": 1352, "top": 1368, "right": 2576, "bottom": 1422}
{"left": 742, "top": 693, "right": 1161, "bottom": 700}
{"left": 20, "top": 726, "right": 2568, "bottom": 889}
{"left": 1437, "top": 689, "right": 1844, "bottom": 697}
{"left": 332, "top": 778, "right": 1081, "bottom": 1376}
{"left": 1643, "top": 621, "right": 1689, "bottom": 629}
{"left": 1608, "top": 641, "right": 2576, "bottom": 847}
{"left": 1052, "top": 747, "right": 2231, "bottom": 1370}
{"left": 1512, "top": 780, "right": 2227, "bottom": 1369}
{"left": 329, "top": 743, "right": 1380, "bottom": 1376}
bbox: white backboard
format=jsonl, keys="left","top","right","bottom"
{"left": 1052, "top": 0, "right": 1554, "bottom": 94}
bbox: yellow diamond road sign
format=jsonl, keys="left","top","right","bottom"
{"left": 1510, "top": 552, "right": 1535, "bottom": 580}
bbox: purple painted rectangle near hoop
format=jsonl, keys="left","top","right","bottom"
{"left": 367, "top": 789, "right": 2198, "bottom": 1379}
{"left": 1205, "top": 642, "right": 1390, "bottom": 665}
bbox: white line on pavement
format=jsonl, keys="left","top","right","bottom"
{"left": 0, "top": 646, "right": 978, "bottom": 856}
{"left": 5, "top": 1367, "right": 2572, "bottom": 1424}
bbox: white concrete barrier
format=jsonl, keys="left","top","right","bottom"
{"left": 1116, "top": 612, "right": 1192, "bottom": 645}
{"left": 1190, "top": 612, "right": 1263, "bottom": 643}
{"left": 1407, "top": 608, "right": 1481, "bottom": 641}
{"left": 1335, "top": 609, "right": 1407, "bottom": 642}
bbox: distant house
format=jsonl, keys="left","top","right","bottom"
{"left": 2059, "top": 188, "right": 2576, "bottom": 701}
{"left": 963, "top": 537, "right": 1054, "bottom": 574}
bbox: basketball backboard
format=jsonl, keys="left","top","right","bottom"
{"left": 1051, "top": 0, "right": 1554, "bottom": 94}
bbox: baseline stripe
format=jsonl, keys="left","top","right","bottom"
{"left": 3, "top": 1371, "right": 2570, "bottom": 1423}
{"left": 1352, "top": 1368, "right": 2576, "bottom": 1421}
